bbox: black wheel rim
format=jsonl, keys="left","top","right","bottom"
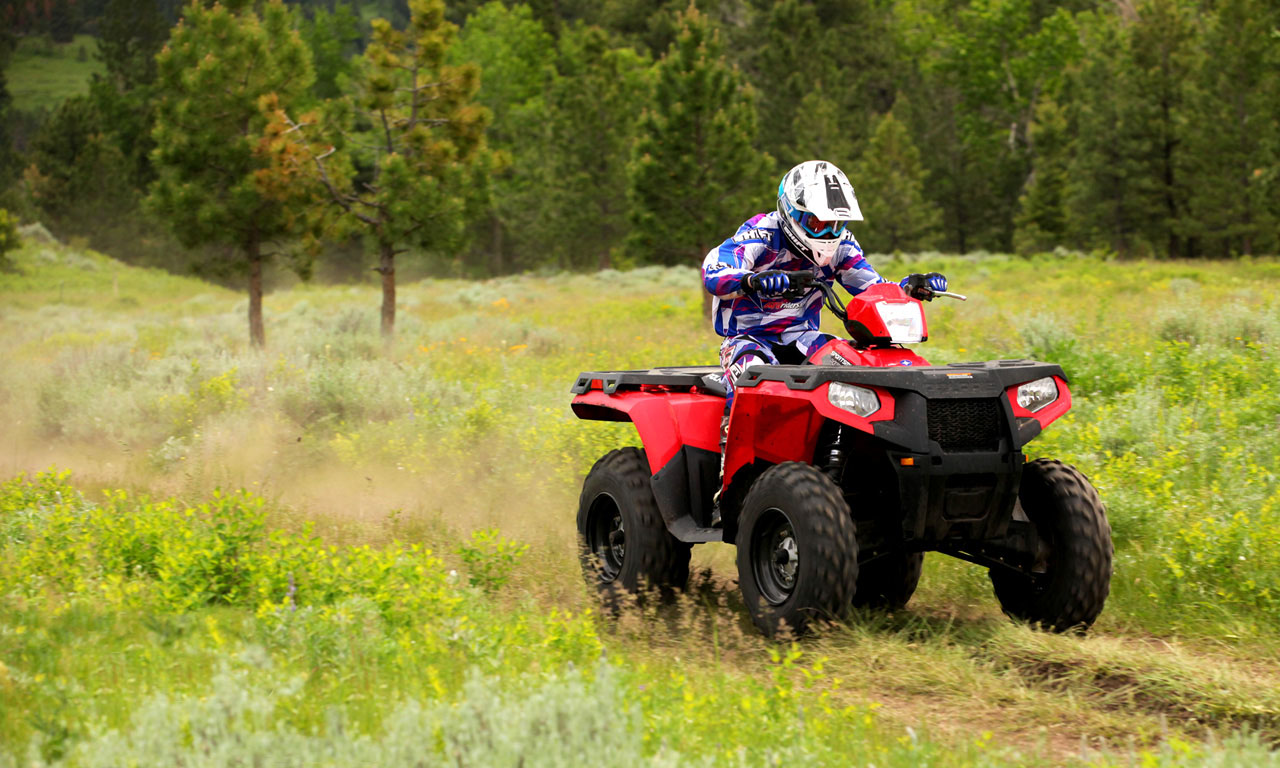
{"left": 752, "top": 507, "right": 799, "bottom": 606}
{"left": 586, "top": 493, "right": 625, "bottom": 582}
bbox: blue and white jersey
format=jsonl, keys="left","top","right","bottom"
{"left": 701, "top": 211, "right": 888, "bottom": 338}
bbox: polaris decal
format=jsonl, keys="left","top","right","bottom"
{"left": 827, "top": 351, "right": 851, "bottom": 366}
{"left": 898, "top": 360, "right": 914, "bottom": 366}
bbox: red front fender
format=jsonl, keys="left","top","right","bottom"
{"left": 723, "top": 381, "right": 896, "bottom": 490}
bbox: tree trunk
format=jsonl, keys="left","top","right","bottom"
{"left": 248, "top": 240, "right": 265, "bottom": 349}
{"left": 490, "top": 213, "right": 504, "bottom": 275}
{"left": 379, "top": 240, "right": 396, "bottom": 339}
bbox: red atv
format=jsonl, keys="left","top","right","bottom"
{"left": 571, "top": 273, "right": 1112, "bottom": 637}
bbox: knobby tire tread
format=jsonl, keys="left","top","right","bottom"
{"left": 736, "top": 462, "right": 858, "bottom": 637}
{"left": 991, "top": 458, "right": 1112, "bottom": 632}
{"left": 577, "top": 448, "right": 690, "bottom": 601}
{"left": 852, "top": 551, "right": 923, "bottom": 610}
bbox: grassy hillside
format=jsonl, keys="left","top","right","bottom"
{"left": 2, "top": 235, "right": 1280, "bottom": 766}
{"left": 6, "top": 35, "right": 105, "bottom": 114}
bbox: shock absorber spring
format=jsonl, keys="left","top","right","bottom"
{"left": 823, "top": 424, "right": 848, "bottom": 484}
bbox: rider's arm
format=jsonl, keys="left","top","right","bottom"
{"left": 832, "top": 237, "right": 888, "bottom": 296}
{"left": 702, "top": 218, "right": 767, "bottom": 298}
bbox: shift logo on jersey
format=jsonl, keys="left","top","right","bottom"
{"left": 706, "top": 262, "right": 728, "bottom": 274}
{"left": 733, "top": 228, "right": 770, "bottom": 244}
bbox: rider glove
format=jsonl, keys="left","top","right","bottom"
{"left": 900, "top": 272, "right": 947, "bottom": 301}
{"left": 743, "top": 271, "right": 791, "bottom": 297}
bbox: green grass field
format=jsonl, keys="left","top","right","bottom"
{"left": 6, "top": 35, "right": 105, "bottom": 114}
{"left": 2, "top": 234, "right": 1280, "bottom": 766}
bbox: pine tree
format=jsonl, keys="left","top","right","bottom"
{"left": 451, "top": 2, "right": 555, "bottom": 274}
{"left": 269, "top": 0, "right": 490, "bottom": 337}
{"left": 1181, "top": 0, "right": 1279, "bottom": 256}
{"left": 544, "top": 23, "right": 650, "bottom": 269}
{"left": 935, "top": 0, "right": 1082, "bottom": 251}
{"left": 1013, "top": 98, "right": 1071, "bottom": 253}
{"left": 627, "top": 3, "right": 769, "bottom": 317}
{"left": 1125, "top": 0, "right": 1198, "bottom": 258}
{"left": 302, "top": 3, "right": 361, "bottom": 100}
{"left": 97, "top": 0, "right": 167, "bottom": 90}
{"left": 146, "top": 0, "right": 314, "bottom": 348}
{"left": 1064, "top": 10, "right": 1150, "bottom": 256}
{"left": 1065, "top": 1, "right": 1198, "bottom": 258}
{"left": 0, "top": 30, "right": 15, "bottom": 188}
{"left": 24, "top": 95, "right": 134, "bottom": 222}
{"left": 851, "top": 108, "right": 941, "bottom": 253}
{"left": 748, "top": 0, "right": 891, "bottom": 175}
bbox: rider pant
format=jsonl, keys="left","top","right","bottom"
{"left": 718, "top": 329, "right": 835, "bottom": 430}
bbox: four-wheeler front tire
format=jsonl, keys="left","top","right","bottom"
{"left": 577, "top": 448, "right": 690, "bottom": 602}
{"left": 736, "top": 463, "right": 859, "bottom": 637}
{"left": 852, "top": 551, "right": 923, "bottom": 610}
{"left": 989, "top": 459, "right": 1112, "bottom": 632}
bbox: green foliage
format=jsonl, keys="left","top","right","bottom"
{"left": 451, "top": 2, "right": 555, "bottom": 273}
{"left": 751, "top": 0, "right": 892, "bottom": 174}
{"left": 147, "top": 0, "right": 314, "bottom": 346}
{"left": 852, "top": 108, "right": 941, "bottom": 253}
{"left": 4, "top": 34, "right": 105, "bottom": 114}
{"left": 0, "top": 208, "right": 18, "bottom": 269}
{"left": 542, "top": 23, "right": 650, "bottom": 269}
{"left": 273, "top": 0, "right": 491, "bottom": 336}
{"left": 1013, "top": 98, "right": 1071, "bottom": 254}
{"left": 456, "top": 528, "right": 529, "bottom": 593}
{"left": 627, "top": 4, "right": 769, "bottom": 269}
{"left": 7, "top": 251, "right": 1280, "bottom": 763}
{"left": 300, "top": 3, "right": 361, "bottom": 100}
{"left": 95, "top": 0, "right": 167, "bottom": 90}
{"left": 23, "top": 95, "right": 135, "bottom": 222}
{"left": 1179, "top": 0, "right": 1280, "bottom": 257}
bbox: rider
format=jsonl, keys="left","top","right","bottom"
{"left": 702, "top": 160, "right": 947, "bottom": 475}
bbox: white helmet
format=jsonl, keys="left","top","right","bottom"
{"left": 776, "top": 160, "right": 863, "bottom": 267}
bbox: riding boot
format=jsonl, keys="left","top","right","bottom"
{"left": 711, "top": 413, "right": 729, "bottom": 526}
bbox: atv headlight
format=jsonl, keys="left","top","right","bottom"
{"left": 1016, "top": 377, "right": 1059, "bottom": 413}
{"left": 876, "top": 302, "right": 925, "bottom": 343}
{"left": 828, "top": 382, "right": 880, "bottom": 417}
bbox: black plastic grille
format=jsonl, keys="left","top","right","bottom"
{"left": 927, "top": 398, "right": 1002, "bottom": 452}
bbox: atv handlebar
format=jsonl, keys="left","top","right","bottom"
{"left": 774, "top": 271, "right": 966, "bottom": 320}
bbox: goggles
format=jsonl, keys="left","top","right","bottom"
{"left": 787, "top": 204, "right": 848, "bottom": 239}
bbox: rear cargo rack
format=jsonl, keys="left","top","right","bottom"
{"left": 571, "top": 366, "right": 726, "bottom": 396}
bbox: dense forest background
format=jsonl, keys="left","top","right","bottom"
{"left": 1, "top": 0, "right": 1277, "bottom": 288}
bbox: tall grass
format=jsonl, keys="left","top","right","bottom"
{"left": 3, "top": 236, "right": 1280, "bottom": 763}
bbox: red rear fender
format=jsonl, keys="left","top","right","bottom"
{"left": 571, "top": 390, "right": 724, "bottom": 474}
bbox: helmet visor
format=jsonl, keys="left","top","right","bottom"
{"left": 797, "top": 211, "right": 847, "bottom": 239}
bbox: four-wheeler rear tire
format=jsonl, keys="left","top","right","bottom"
{"left": 989, "top": 458, "right": 1112, "bottom": 632}
{"left": 736, "top": 463, "right": 859, "bottom": 637}
{"left": 852, "top": 551, "right": 923, "bottom": 610}
{"left": 577, "top": 448, "right": 691, "bottom": 602}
